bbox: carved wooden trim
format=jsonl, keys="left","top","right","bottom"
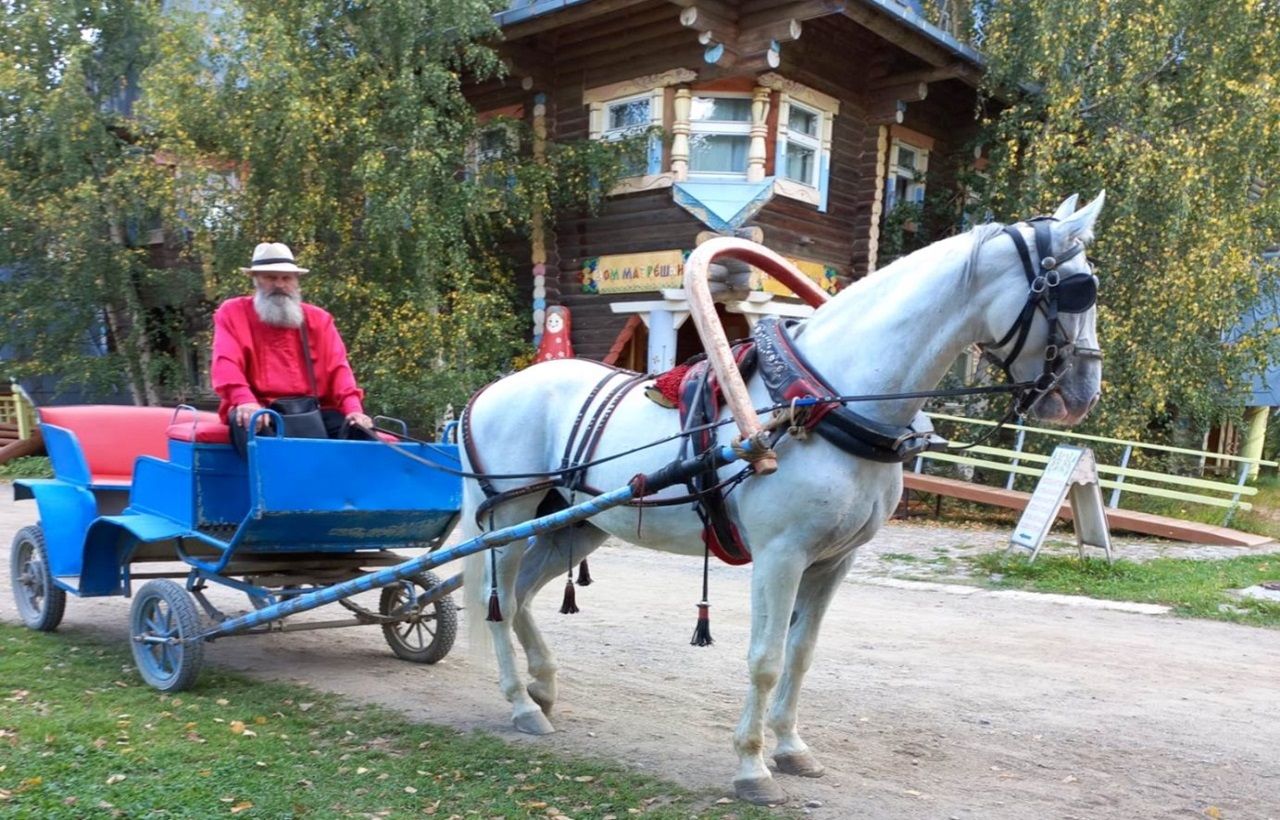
{"left": 756, "top": 72, "right": 840, "bottom": 116}
{"left": 772, "top": 177, "right": 820, "bottom": 206}
{"left": 583, "top": 69, "right": 699, "bottom": 106}
{"left": 609, "top": 173, "right": 677, "bottom": 195}
{"left": 868, "top": 124, "right": 889, "bottom": 272}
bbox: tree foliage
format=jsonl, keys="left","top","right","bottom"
{"left": 0, "top": 0, "right": 193, "bottom": 404}
{"left": 968, "top": 0, "right": 1280, "bottom": 440}
{"left": 143, "top": 0, "right": 642, "bottom": 428}
{"left": 3, "top": 0, "right": 637, "bottom": 428}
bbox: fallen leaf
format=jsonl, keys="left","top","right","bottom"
{"left": 230, "top": 801, "right": 253, "bottom": 814}
{"left": 1205, "top": 809, "right": 1223, "bottom": 819}
{"left": 216, "top": 698, "right": 229, "bottom": 706}
{"left": 298, "top": 702, "right": 315, "bottom": 712}
{"left": 404, "top": 786, "right": 418, "bottom": 794}
{"left": 229, "top": 721, "right": 246, "bottom": 735}
{"left": 106, "top": 774, "right": 126, "bottom": 785}
{"left": 573, "top": 776, "right": 594, "bottom": 783}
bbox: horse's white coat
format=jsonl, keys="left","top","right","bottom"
{"left": 461, "top": 193, "right": 1105, "bottom": 804}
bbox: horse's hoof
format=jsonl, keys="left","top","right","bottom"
{"left": 513, "top": 709, "right": 555, "bottom": 735}
{"left": 733, "top": 775, "right": 787, "bottom": 805}
{"left": 773, "top": 751, "right": 826, "bottom": 778}
{"left": 527, "top": 683, "right": 555, "bottom": 717}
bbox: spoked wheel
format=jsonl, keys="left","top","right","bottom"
{"left": 10, "top": 525, "right": 66, "bottom": 632}
{"left": 380, "top": 572, "right": 457, "bottom": 664}
{"left": 130, "top": 580, "right": 205, "bottom": 692}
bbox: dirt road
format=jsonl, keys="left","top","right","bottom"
{"left": 3, "top": 488, "right": 1277, "bottom": 819}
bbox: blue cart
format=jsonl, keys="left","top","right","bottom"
{"left": 10, "top": 405, "right": 462, "bottom": 691}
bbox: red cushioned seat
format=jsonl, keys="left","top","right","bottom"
{"left": 39, "top": 405, "right": 224, "bottom": 485}
{"left": 166, "top": 420, "right": 231, "bottom": 444}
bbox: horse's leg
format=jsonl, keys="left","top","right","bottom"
{"left": 490, "top": 539, "right": 558, "bottom": 734}
{"left": 512, "top": 524, "right": 608, "bottom": 716}
{"left": 733, "top": 549, "right": 805, "bottom": 805}
{"left": 768, "top": 552, "right": 855, "bottom": 778}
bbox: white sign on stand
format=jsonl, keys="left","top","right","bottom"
{"left": 1010, "top": 445, "right": 1113, "bottom": 563}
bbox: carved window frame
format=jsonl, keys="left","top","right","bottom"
{"left": 584, "top": 69, "right": 696, "bottom": 195}
{"left": 758, "top": 73, "right": 840, "bottom": 211}
{"left": 686, "top": 92, "right": 754, "bottom": 179}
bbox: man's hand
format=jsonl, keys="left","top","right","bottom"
{"left": 345, "top": 411, "right": 373, "bottom": 429}
{"left": 234, "top": 402, "right": 267, "bottom": 431}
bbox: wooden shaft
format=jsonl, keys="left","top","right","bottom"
{"left": 683, "top": 238, "right": 832, "bottom": 475}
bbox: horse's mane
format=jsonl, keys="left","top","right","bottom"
{"left": 965, "top": 222, "right": 1008, "bottom": 289}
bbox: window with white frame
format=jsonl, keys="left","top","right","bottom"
{"left": 758, "top": 74, "right": 840, "bottom": 208}
{"left": 688, "top": 94, "right": 752, "bottom": 177}
{"left": 602, "top": 93, "right": 654, "bottom": 177}
{"left": 779, "top": 102, "right": 822, "bottom": 188}
{"left": 885, "top": 138, "right": 929, "bottom": 213}
{"left": 468, "top": 122, "right": 518, "bottom": 187}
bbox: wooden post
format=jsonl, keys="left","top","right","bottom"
{"left": 748, "top": 86, "right": 771, "bottom": 182}
{"left": 672, "top": 87, "right": 692, "bottom": 180}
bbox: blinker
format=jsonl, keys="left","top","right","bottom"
{"left": 1056, "top": 273, "right": 1097, "bottom": 313}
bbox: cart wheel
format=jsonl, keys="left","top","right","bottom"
{"left": 10, "top": 525, "right": 66, "bottom": 632}
{"left": 380, "top": 572, "right": 457, "bottom": 664}
{"left": 130, "top": 580, "right": 205, "bottom": 692}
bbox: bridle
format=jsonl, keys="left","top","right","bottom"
{"left": 982, "top": 217, "right": 1102, "bottom": 416}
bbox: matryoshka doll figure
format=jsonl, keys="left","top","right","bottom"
{"left": 534, "top": 305, "right": 574, "bottom": 363}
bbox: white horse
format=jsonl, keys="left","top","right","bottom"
{"left": 461, "top": 193, "right": 1105, "bottom": 804}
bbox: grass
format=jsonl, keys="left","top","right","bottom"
{"left": 0, "top": 456, "right": 51, "bottom": 480}
{"left": 0, "top": 624, "right": 786, "bottom": 818}
{"left": 968, "top": 552, "right": 1280, "bottom": 627}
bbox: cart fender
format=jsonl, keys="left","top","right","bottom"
{"left": 78, "top": 515, "right": 190, "bottom": 597}
{"left": 12, "top": 478, "right": 97, "bottom": 579}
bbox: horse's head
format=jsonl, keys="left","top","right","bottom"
{"left": 979, "top": 192, "right": 1105, "bottom": 426}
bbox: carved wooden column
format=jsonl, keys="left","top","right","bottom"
{"left": 671, "top": 86, "right": 692, "bottom": 181}
{"left": 747, "top": 86, "right": 771, "bottom": 182}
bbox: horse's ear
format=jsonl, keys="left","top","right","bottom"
{"left": 1051, "top": 194, "right": 1079, "bottom": 221}
{"left": 1058, "top": 190, "right": 1105, "bottom": 243}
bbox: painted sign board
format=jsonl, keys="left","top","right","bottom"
{"left": 1010, "top": 445, "right": 1113, "bottom": 562}
{"left": 582, "top": 250, "right": 838, "bottom": 297}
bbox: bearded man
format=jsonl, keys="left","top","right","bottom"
{"left": 212, "top": 242, "right": 374, "bottom": 455}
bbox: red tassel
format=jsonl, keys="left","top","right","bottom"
{"left": 690, "top": 602, "right": 713, "bottom": 647}
{"left": 486, "top": 589, "right": 503, "bottom": 622}
{"left": 576, "top": 559, "right": 592, "bottom": 586}
{"left": 560, "top": 578, "right": 579, "bottom": 614}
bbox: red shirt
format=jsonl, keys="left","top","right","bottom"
{"left": 211, "top": 296, "right": 365, "bottom": 422}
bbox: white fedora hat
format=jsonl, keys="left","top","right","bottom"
{"left": 241, "top": 242, "right": 309, "bottom": 274}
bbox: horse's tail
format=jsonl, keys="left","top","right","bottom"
{"left": 461, "top": 546, "right": 494, "bottom": 663}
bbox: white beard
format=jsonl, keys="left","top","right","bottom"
{"left": 254, "top": 289, "right": 304, "bottom": 328}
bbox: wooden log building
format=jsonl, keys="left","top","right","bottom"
{"left": 468, "top": 0, "right": 986, "bottom": 372}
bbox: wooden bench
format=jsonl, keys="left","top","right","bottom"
{"left": 905, "top": 412, "right": 1277, "bottom": 546}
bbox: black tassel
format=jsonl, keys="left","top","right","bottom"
{"left": 576, "top": 559, "right": 592, "bottom": 586}
{"left": 690, "top": 602, "right": 713, "bottom": 646}
{"left": 559, "top": 578, "right": 579, "bottom": 614}
{"left": 486, "top": 589, "right": 503, "bottom": 622}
